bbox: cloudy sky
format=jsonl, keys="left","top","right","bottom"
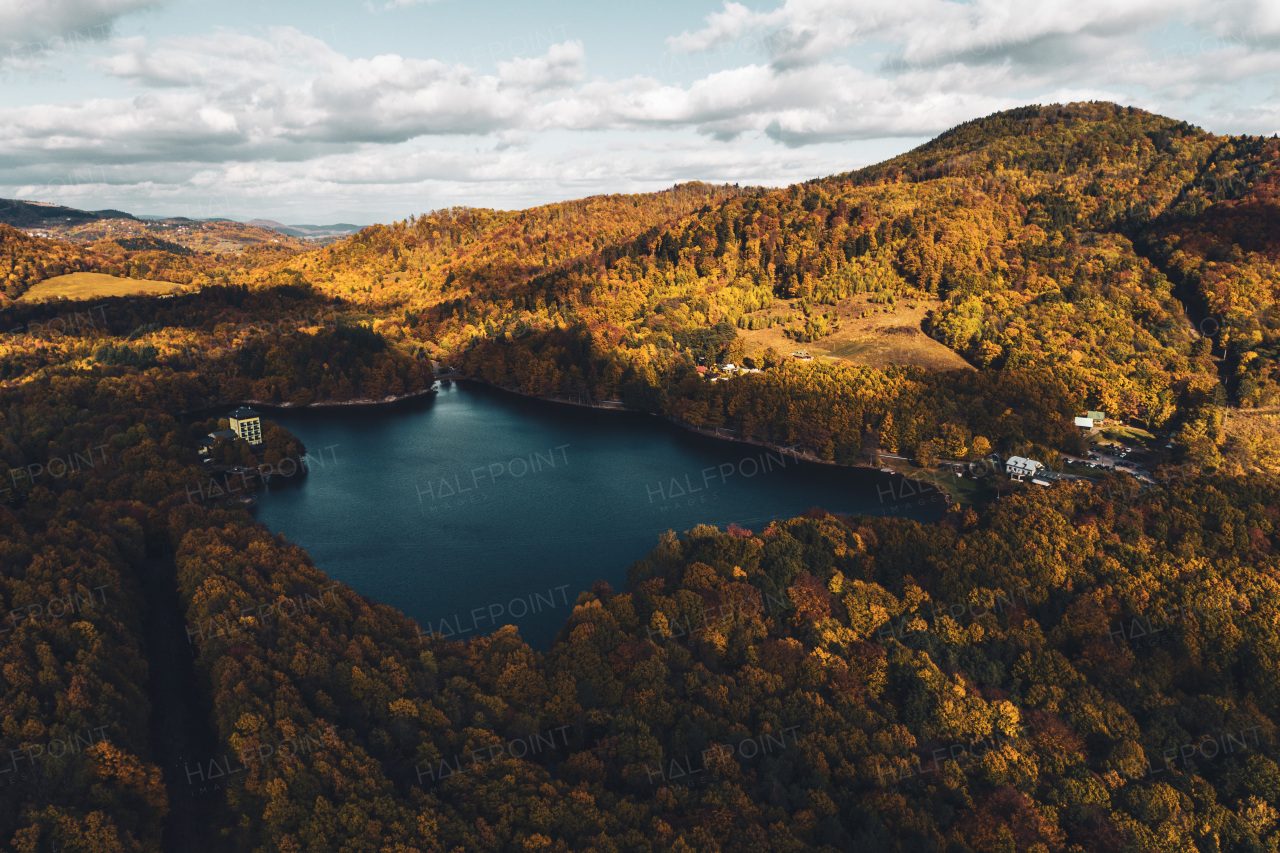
{"left": 2, "top": 0, "right": 1278, "bottom": 223}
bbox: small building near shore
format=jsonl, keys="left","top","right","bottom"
{"left": 1006, "top": 456, "right": 1044, "bottom": 481}
{"left": 199, "top": 429, "right": 238, "bottom": 455}
{"left": 229, "top": 407, "right": 263, "bottom": 446}
{"left": 1074, "top": 416, "right": 1094, "bottom": 429}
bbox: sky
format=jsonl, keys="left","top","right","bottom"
{"left": 1, "top": 0, "right": 1279, "bottom": 224}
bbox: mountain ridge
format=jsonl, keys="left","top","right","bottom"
{"left": 0, "top": 197, "right": 365, "bottom": 242}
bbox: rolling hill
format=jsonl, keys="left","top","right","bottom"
{"left": 0, "top": 197, "right": 138, "bottom": 227}
{"left": 247, "top": 219, "right": 366, "bottom": 239}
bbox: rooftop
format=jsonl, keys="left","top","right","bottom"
{"left": 230, "top": 406, "right": 260, "bottom": 419}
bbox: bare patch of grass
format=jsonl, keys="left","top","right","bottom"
{"left": 20, "top": 272, "right": 185, "bottom": 303}
{"left": 738, "top": 294, "right": 973, "bottom": 370}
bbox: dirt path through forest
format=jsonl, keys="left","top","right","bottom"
{"left": 136, "top": 546, "right": 238, "bottom": 853}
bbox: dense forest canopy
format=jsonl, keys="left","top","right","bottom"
{"left": 1, "top": 102, "right": 1278, "bottom": 852}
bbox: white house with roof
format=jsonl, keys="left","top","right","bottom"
{"left": 1006, "top": 456, "right": 1044, "bottom": 481}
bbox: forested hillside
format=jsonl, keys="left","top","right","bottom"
{"left": 1, "top": 225, "right": 116, "bottom": 299}
{"left": 0, "top": 223, "right": 308, "bottom": 301}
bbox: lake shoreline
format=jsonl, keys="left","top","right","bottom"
{"left": 240, "top": 385, "right": 439, "bottom": 409}
{"left": 252, "top": 375, "right": 950, "bottom": 649}
{"left": 451, "top": 376, "right": 954, "bottom": 511}
{"left": 180, "top": 386, "right": 439, "bottom": 420}
{"left": 224, "top": 375, "right": 952, "bottom": 514}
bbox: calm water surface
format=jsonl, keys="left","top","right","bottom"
{"left": 253, "top": 382, "right": 945, "bottom": 648}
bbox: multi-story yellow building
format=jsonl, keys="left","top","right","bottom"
{"left": 229, "top": 407, "right": 263, "bottom": 446}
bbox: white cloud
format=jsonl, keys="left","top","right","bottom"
{"left": 669, "top": 0, "right": 930, "bottom": 68}
{"left": 4, "top": 2, "right": 1280, "bottom": 219}
{"left": 380, "top": 0, "right": 444, "bottom": 9}
{"left": 5, "top": 15, "right": 1278, "bottom": 178}
{"left": 497, "top": 40, "right": 586, "bottom": 89}
{"left": 668, "top": 0, "right": 1215, "bottom": 72}
{"left": 1198, "top": 102, "right": 1280, "bottom": 136}
{"left": 22, "top": 31, "right": 590, "bottom": 164}
{"left": 0, "top": 0, "right": 162, "bottom": 51}
{"left": 3, "top": 129, "right": 893, "bottom": 221}
{"left": 667, "top": 2, "right": 781, "bottom": 54}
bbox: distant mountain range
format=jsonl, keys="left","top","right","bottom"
{"left": 246, "top": 219, "right": 366, "bottom": 239}
{"left": 0, "top": 198, "right": 138, "bottom": 227}
{"left": 0, "top": 198, "right": 364, "bottom": 239}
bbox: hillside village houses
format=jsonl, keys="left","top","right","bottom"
{"left": 1074, "top": 410, "right": 1107, "bottom": 429}
{"left": 705, "top": 363, "right": 763, "bottom": 382}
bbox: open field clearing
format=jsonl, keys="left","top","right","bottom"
{"left": 738, "top": 295, "right": 974, "bottom": 370}
{"left": 1098, "top": 424, "right": 1158, "bottom": 449}
{"left": 20, "top": 272, "right": 186, "bottom": 302}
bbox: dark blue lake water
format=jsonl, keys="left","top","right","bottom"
{"left": 253, "top": 382, "right": 945, "bottom": 649}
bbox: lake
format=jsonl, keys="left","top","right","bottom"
{"left": 253, "top": 382, "right": 946, "bottom": 649}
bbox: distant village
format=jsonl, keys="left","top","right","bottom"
{"left": 695, "top": 350, "right": 814, "bottom": 382}
{"left": 996, "top": 409, "right": 1166, "bottom": 487}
